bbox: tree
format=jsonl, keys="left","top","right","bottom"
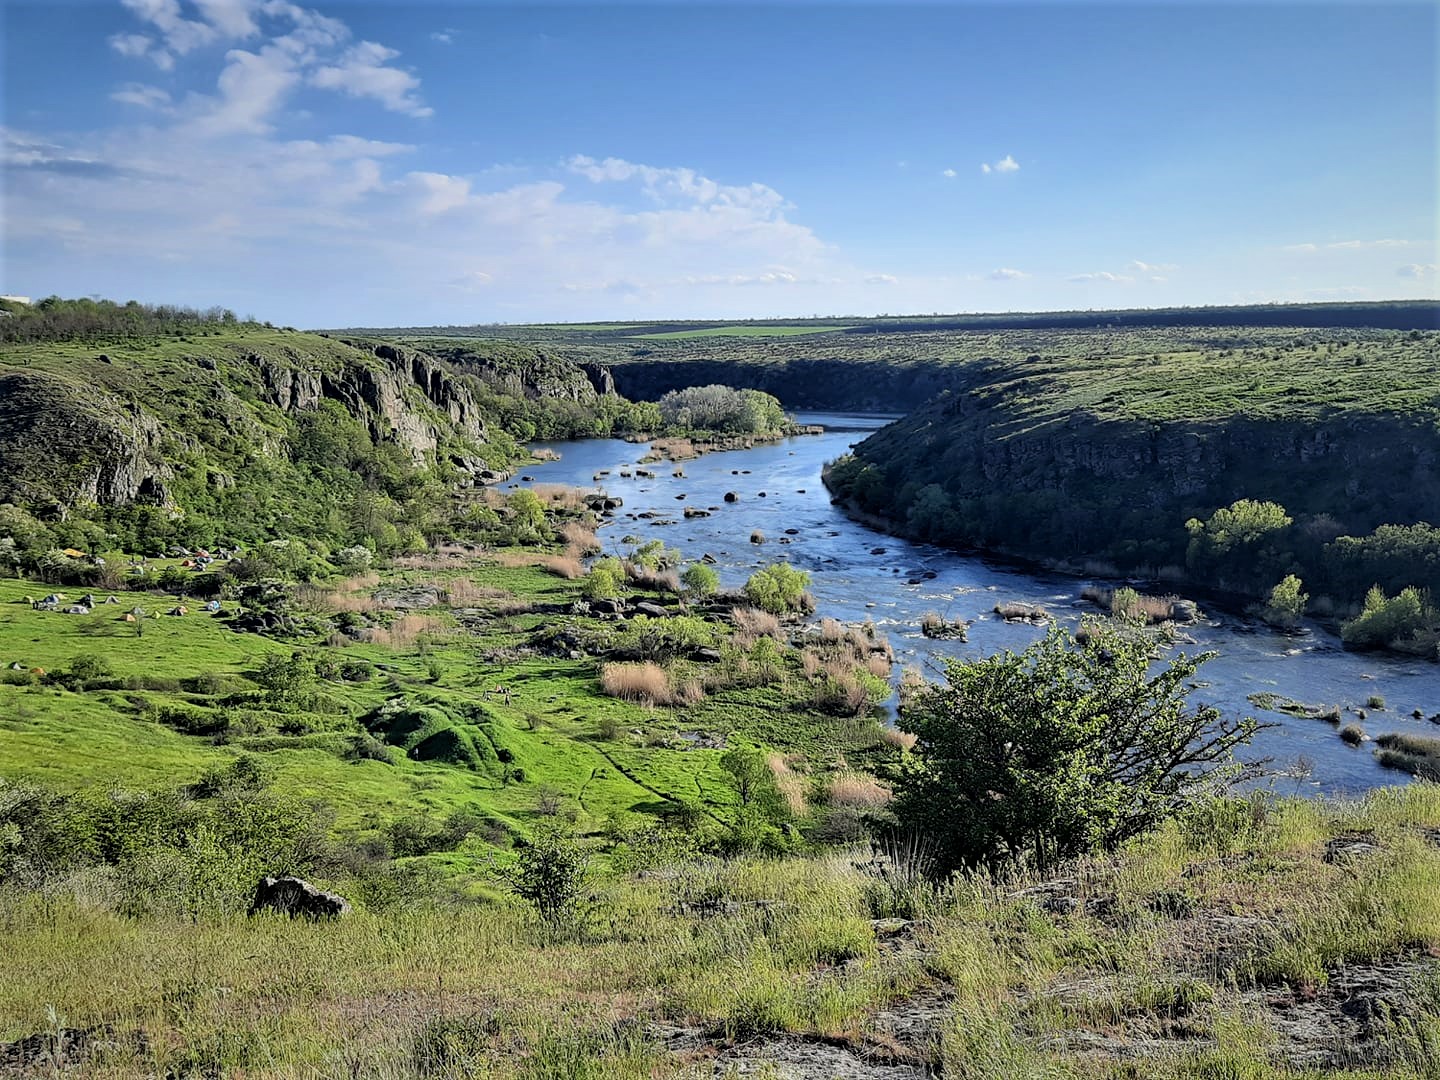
{"left": 1263, "top": 574, "right": 1308, "bottom": 627}
{"left": 507, "top": 826, "right": 590, "bottom": 930}
{"left": 892, "top": 621, "right": 1258, "bottom": 874}
{"left": 742, "top": 562, "right": 811, "bottom": 614}
{"left": 680, "top": 563, "right": 719, "bottom": 600}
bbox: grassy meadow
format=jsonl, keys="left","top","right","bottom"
{"left": 2, "top": 786, "right": 1438, "bottom": 1077}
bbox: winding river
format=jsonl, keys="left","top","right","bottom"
{"left": 527, "top": 412, "right": 1440, "bottom": 794}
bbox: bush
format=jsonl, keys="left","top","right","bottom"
{"left": 742, "top": 563, "right": 811, "bottom": 615}
{"left": 1263, "top": 574, "right": 1308, "bottom": 628}
{"left": 1341, "top": 585, "right": 1437, "bottom": 653}
{"left": 681, "top": 563, "right": 719, "bottom": 600}
{"left": 893, "top": 621, "right": 1258, "bottom": 873}
{"left": 507, "top": 827, "right": 591, "bottom": 930}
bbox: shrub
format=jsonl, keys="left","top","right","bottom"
{"left": 681, "top": 562, "right": 719, "bottom": 600}
{"left": 1338, "top": 724, "right": 1366, "bottom": 746}
{"left": 1342, "top": 586, "right": 1436, "bottom": 653}
{"left": 742, "top": 562, "right": 811, "bottom": 614}
{"left": 1263, "top": 574, "right": 1308, "bottom": 628}
{"left": 583, "top": 566, "right": 626, "bottom": 600}
{"left": 600, "top": 662, "right": 673, "bottom": 707}
{"left": 828, "top": 771, "right": 891, "bottom": 810}
{"left": 507, "top": 827, "right": 591, "bottom": 930}
{"left": 893, "top": 621, "right": 1258, "bottom": 873}
{"left": 1367, "top": 694, "right": 1386, "bottom": 710}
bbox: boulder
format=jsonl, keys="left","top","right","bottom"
{"left": 633, "top": 601, "right": 669, "bottom": 619}
{"left": 250, "top": 875, "right": 350, "bottom": 918}
{"left": 724, "top": 491, "right": 739, "bottom": 502}
{"left": 591, "top": 598, "right": 624, "bottom": 615}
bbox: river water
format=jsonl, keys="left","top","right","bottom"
{"left": 527, "top": 412, "right": 1440, "bottom": 794}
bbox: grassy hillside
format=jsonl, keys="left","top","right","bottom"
{"left": 2, "top": 786, "right": 1438, "bottom": 1077}
{"left": 823, "top": 330, "right": 1440, "bottom": 638}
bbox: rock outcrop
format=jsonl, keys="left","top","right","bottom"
{"left": 250, "top": 875, "right": 351, "bottom": 918}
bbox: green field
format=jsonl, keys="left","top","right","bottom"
{"left": 632, "top": 324, "right": 855, "bottom": 340}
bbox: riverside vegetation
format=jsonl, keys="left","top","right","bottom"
{"left": 1, "top": 297, "right": 1439, "bottom": 1077}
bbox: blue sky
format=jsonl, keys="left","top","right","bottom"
{"left": 2, "top": 1, "right": 1435, "bottom": 326}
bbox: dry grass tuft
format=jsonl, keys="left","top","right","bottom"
{"left": 733, "top": 606, "right": 783, "bottom": 645}
{"left": 600, "top": 662, "right": 674, "bottom": 707}
{"left": 545, "top": 556, "right": 585, "bottom": 580}
{"left": 865, "top": 653, "right": 894, "bottom": 679}
{"left": 828, "top": 771, "right": 891, "bottom": 809}
{"left": 881, "top": 727, "right": 919, "bottom": 752}
{"left": 558, "top": 521, "right": 601, "bottom": 556}
{"left": 367, "top": 614, "right": 449, "bottom": 648}
{"left": 489, "top": 551, "right": 550, "bottom": 568}
{"left": 767, "top": 753, "right": 809, "bottom": 816}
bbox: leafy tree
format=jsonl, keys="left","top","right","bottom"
{"left": 892, "top": 621, "right": 1258, "bottom": 874}
{"left": 1263, "top": 574, "right": 1308, "bottom": 627}
{"left": 1341, "top": 586, "right": 1436, "bottom": 652}
{"left": 680, "top": 562, "right": 719, "bottom": 600}
{"left": 742, "top": 562, "right": 811, "bottom": 614}
{"left": 507, "top": 826, "right": 591, "bottom": 930}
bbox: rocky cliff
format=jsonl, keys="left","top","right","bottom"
{"left": 0, "top": 332, "right": 507, "bottom": 514}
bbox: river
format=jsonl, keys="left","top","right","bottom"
{"left": 526, "top": 411, "right": 1440, "bottom": 794}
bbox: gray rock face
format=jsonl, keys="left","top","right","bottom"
{"left": 0, "top": 371, "right": 172, "bottom": 509}
{"left": 250, "top": 875, "right": 351, "bottom": 918}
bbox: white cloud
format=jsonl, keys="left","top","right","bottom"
{"left": 109, "top": 1, "right": 431, "bottom": 130}
{"left": 866, "top": 273, "right": 898, "bottom": 285}
{"left": 566, "top": 155, "right": 788, "bottom": 215}
{"left": 1398, "top": 263, "right": 1437, "bottom": 278}
{"left": 988, "top": 268, "right": 1028, "bottom": 280}
{"left": 110, "top": 83, "right": 174, "bottom": 111}
{"left": 1129, "top": 259, "right": 1177, "bottom": 273}
{"left": 941, "top": 168, "right": 956, "bottom": 178}
{"left": 120, "top": 0, "right": 220, "bottom": 59}
{"left": 431, "top": 30, "right": 455, "bottom": 44}
{"left": 1069, "top": 271, "right": 1133, "bottom": 283}
{"left": 1284, "top": 238, "right": 1413, "bottom": 253}
{"left": 310, "top": 41, "right": 432, "bottom": 117}
{"left": 982, "top": 154, "right": 1019, "bottom": 175}
{"left": 109, "top": 32, "right": 155, "bottom": 58}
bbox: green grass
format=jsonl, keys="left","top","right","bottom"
{"left": 2, "top": 788, "right": 1439, "bottom": 1077}
{"left": 631, "top": 324, "right": 855, "bottom": 340}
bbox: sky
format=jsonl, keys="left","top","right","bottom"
{"left": 1, "top": 0, "right": 1436, "bottom": 327}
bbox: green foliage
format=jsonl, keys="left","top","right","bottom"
{"left": 893, "top": 621, "right": 1257, "bottom": 873}
{"left": 507, "top": 826, "right": 591, "bottom": 929}
{"left": 582, "top": 565, "right": 627, "bottom": 600}
{"left": 1263, "top": 574, "right": 1308, "bottom": 627}
{"left": 680, "top": 562, "right": 719, "bottom": 600}
{"left": 0, "top": 296, "right": 245, "bottom": 344}
{"left": 1186, "top": 499, "right": 1292, "bottom": 569}
{"left": 1341, "top": 585, "right": 1438, "bottom": 653}
{"left": 656, "top": 385, "right": 788, "bottom": 434}
{"left": 742, "top": 563, "right": 811, "bottom": 615}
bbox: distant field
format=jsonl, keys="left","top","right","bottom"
{"left": 632, "top": 325, "right": 854, "bottom": 340}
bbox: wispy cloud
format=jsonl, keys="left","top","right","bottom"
{"left": 108, "top": 0, "right": 431, "bottom": 133}
{"left": 1069, "top": 271, "right": 1133, "bottom": 283}
{"left": 865, "top": 273, "right": 898, "bottom": 285}
{"left": 987, "top": 267, "right": 1027, "bottom": 280}
{"left": 1129, "top": 259, "right": 1177, "bottom": 273}
{"left": 980, "top": 154, "right": 1020, "bottom": 175}
{"left": 430, "top": 29, "right": 457, "bottom": 44}
{"left": 941, "top": 168, "right": 956, "bottom": 178}
{"left": 311, "top": 41, "right": 432, "bottom": 117}
{"left": 1283, "top": 238, "right": 1413, "bottom": 253}
{"left": 1398, "top": 263, "right": 1437, "bottom": 278}
{"left": 110, "top": 83, "right": 175, "bottom": 111}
